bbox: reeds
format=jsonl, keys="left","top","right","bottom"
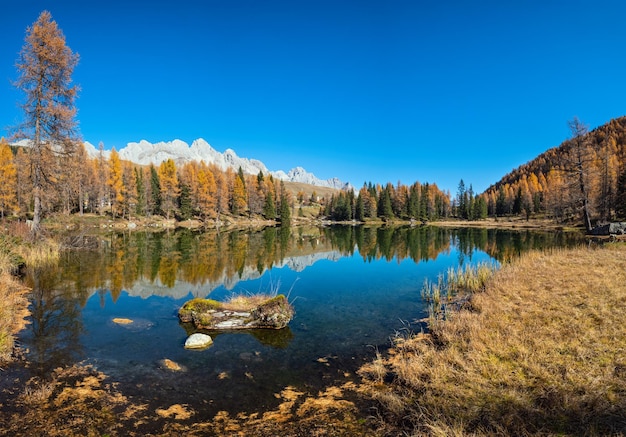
{"left": 421, "top": 262, "right": 498, "bottom": 329}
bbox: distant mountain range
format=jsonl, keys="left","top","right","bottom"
{"left": 82, "top": 138, "right": 350, "bottom": 190}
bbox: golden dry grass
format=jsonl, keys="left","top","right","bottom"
{"left": 362, "top": 243, "right": 626, "bottom": 436}
{"left": 0, "top": 272, "right": 29, "bottom": 362}
{"left": 0, "top": 224, "right": 60, "bottom": 362}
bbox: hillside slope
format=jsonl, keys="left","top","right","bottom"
{"left": 482, "top": 116, "right": 626, "bottom": 225}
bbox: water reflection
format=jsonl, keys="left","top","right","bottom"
{"left": 22, "top": 266, "right": 85, "bottom": 377}
{"left": 18, "top": 225, "right": 585, "bottom": 417}
{"left": 25, "top": 226, "right": 585, "bottom": 303}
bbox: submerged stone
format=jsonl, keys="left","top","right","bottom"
{"left": 112, "top": 317, "right": 133, "bottom": 325}
{"left": 178, "top": 294, "right": 294, "bottom": 330}
{"left": 184, "top": 333, "right": 213, "bottom": 349}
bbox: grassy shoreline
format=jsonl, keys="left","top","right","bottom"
{"left": 361, "top": 242, "right": 626, "bottom": 436}
{"left": 0, "top": 222, "right": 59, "bottom": 362}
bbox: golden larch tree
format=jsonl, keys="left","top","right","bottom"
{"left": 0, "top": 140, "right": 18, "bottom": 218}
{"left": 107, "top": 148, "right": 124, "bottom": 217}
{"left": 13, "top": 11, "right": 79, "bottom": 235}
{"left": 158, "top": 159, "right": 180, "bottom": 219}
{"left": 196, "top": 164, "right": 217, "bottom": 219}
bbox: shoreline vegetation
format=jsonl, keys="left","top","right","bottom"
{"left": 1, "top": 219, "right": 625, "bottom": 435}
{"left": 0, "top": 222, "right": 59, "bottom": 362}
{"left": 360, "top": 242, "right": 626, "bottom": 436}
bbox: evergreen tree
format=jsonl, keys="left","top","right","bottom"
{"left": 149, "top": 164, "right": 162, "bottom": 216}
{"left": 263, "top": 191, "right": 276, "bottom": 219}
{"left": 457, "top": 179, "right": 466, "bottom": 218}
{"left": 135, "top": 167, "right": 146, "bottom": 216}
{"left": 178, "top": 183, "right": 192, "bottom": 220}
{"left": 279, "top": 191, "right": 291, "bottom": 226}
{"left": 355, "top": 192, "right": 365, "bottom": 221}
{"left": 378, "top": 187, "right": 394, "bottom": 219}
{"left": 495, "top": 187, "right": 507, "bottom": 216}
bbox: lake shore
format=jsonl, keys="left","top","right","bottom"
{"left": 36, "top": 211, "right": 587, "bottom": 235}
{"left": 360, "top": 241, "right": 626, "bottom": 436}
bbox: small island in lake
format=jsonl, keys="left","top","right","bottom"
{"left": 178, "top": 294, "right": 294, "bottom": 330}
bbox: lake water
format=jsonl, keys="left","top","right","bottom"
{"left": 17, "top": 225, "right": 585, "bottom": 419}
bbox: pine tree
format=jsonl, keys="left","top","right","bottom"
{"left": 0, "top": 140, "right": 18, "bottom": 218}
{"left": 178, "top": 183, "right": 192, "bottom": 220}
{"left": 279, "top": 190, "right": 291, "bottom": 226}
{"left": 135, "top": 167, "right": 146, "bottom": 216}
{"left": 149, "top": 164, "right": 161, "bottom": 216}
{"left": 13, "top": 11, "right": 79, "bottom": 235}
{"left": 263, "top": 191, "right": 276, "bottom": 219}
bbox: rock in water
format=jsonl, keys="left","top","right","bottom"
{"left": 184, "top": 333, "right": 213, "bottom": 349}
{"left": 178, "top": 294, "right": 294, "bottom": 330}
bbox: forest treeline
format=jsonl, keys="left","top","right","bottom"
{"left": 0, "top": 136, "right": 458, "bottom": 225}
{"left": 0, "top": 139, "right": 299, "bottom": 224}
{"left": 482, "top": 116, "right": 626, "bottom": 226}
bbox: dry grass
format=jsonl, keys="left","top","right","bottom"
{"left": 222, "top": 293, "right": 277, "bottom": 311}
{"left": 0, "top": 273, "right": 29, "bottom": 362}
{"left": 0, "top": 222, "right": 60, "bottom": 362}
{"left": 362, "top": 243, "right": 626, "bottom": 436}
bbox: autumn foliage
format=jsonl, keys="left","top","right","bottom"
{"left": 483, "top": 116, "right": 626, "bottom": 225}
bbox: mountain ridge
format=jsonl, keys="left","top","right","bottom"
{"left": 82, "top": 138, "right": 349, "bottom": 190}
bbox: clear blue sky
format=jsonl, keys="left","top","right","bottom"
{"left": 2, "top": 1, "right": 626, "bottom": 194}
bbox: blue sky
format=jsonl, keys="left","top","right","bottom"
{"left": 2, "top": 1, "right": 626, "bottom": 194}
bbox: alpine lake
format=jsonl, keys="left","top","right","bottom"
{"left": 14, "top": 225, "right": 586, "bottom": 421}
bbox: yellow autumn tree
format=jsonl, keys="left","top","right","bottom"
{"left": 13, "top": 11, "right": 80, "bottom": 235}
{"left": 107, "top": 148, "right": 124, "bottom": 217}
{"left": 231, "top": 174, "right": 247, "bottom": 215}
{"left": 122, "top": 161, "right": 138, "bottom": 219}
{"left": 196, "top": 164, "right": 217, "bottom": 219}
{"left": 0, "top": 140, "right": 18, "bottom": 218}
{"left": 158, "top": 159, "right": 180, "bottom": 219}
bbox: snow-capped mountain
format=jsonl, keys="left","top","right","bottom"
{"left": 83, "top": 139, "right": 348, "bottom": 190}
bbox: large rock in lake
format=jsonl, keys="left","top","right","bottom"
{"left": 178, "top": 294, "right": 294, "bottom": 330}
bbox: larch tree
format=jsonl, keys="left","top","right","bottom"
{"left": 0, "top": 140, "right": 18, "bottom": 218}
{"left": 13, "top": 11, "right": 79, "bottom": 236}
{"left": 196, "top": 165, "right": 217, "bottom": 219}
{"left": 158, "top": 159, "right": 180, "bottom": 219}
{"left": 566, "top": 117, "right": 593, "bottom": 231}
{"left": 107, "top": 148, "right": 124, "bottom": 217}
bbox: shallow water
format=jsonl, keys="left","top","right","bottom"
{"left": 16, "top": 225, "right": 585, "bottom": 418}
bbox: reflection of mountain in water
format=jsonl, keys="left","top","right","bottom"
{"left": 123, "top": 250, "right": 343, "bottom": 299}
{"left": 41, "top": 225, "right": 584, "bottom": 305}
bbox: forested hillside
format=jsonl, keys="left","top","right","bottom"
{"left": 482, "top": 116, "right": 626, "bottom": 227}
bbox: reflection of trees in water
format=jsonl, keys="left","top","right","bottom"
{"left": 24, "top": 266, "right": 85, "bottom": 378}
{"left": 48, "top": 226, "right": 585, "bottom": 304}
